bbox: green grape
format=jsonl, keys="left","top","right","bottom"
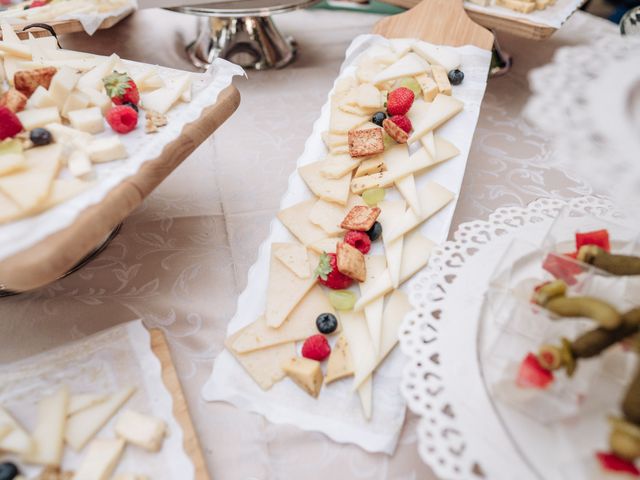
{"left": 362, "top": 187, "right": 386, "bottom": 206}
{"left": 329, "top": 290, "right": 357, "bottom": 311}
{"left": 396, "top": 77, "right": 421, "bottom": 97}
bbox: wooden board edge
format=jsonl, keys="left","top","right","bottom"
{"left": 150, "top": 328, "right": 211, "bottom": 480}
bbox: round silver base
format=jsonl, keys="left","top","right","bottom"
{"left": 187, "top": 16, "right": 297, "bottom": 70}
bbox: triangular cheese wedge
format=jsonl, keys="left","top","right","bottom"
{"left": 420, "top": 131, "right": 437, "bottom": 159}
{"left": 0, "top": 405, "right": 32, "bottom": 455}
{"left": 23, "top": 386, "right": 69, "bottom": 467}
{"left": 329, "top": 103, "right": 368, "bottom": 134}
{"left": 360, "top": 255, "right": 387, "bottom": 354}
{"left": 233, "top": 286, "right": 336, "bottom": 353}
{"left": 309, "top": 194, "right": 364, "bottom": 236}
{"left": 379, "top": 200, "right": 406, "bottom": 289}
{"left": 265, "top": 249, "right": 318, "bottom": 328}
{"left": 385, "top": 181, "right": 455, "bottom": 242}
{"left": 372, "top": 53, "right": 430, "bottom": 84}
{"left": 384, "top": 149, "right": 422, "bottom": 215}
{"left": 408, "top": 94, "right": 464, "bottom": 143}
{"left": 77, "top": 53, "right": 119, "bottom": 92}
{"left": 299, "top": 160, "right": 351, "bottom": 205}
{"left": 354, "top": 232, "right": 436, "bottom": 311}
{"left": 339, "top": 311, "right": 377, "bottom": 395}
{"left": 282, "top": 357, "right": 323, "bottom": 398}
{"left": 68, "top": 394, "right": 108, "bottom": 417}
{"left": 407, "top": 99, "right": 429, "bottom": 127}
{"left": 308, "top": 237, "right": 339, "bottom": 255}
{"left": 435, "top": 135, "right": 460, "bottom": 163}
{"left": 354, "top": 155, "right": 385, "bottom": 178}
{"left": 141, "top": 74, "right": 191, "bottom": 114}
{"left": 412, "top": 41, "right": 461, "bottom": 72}
{"left": 278, "top": 199, "right": 330, "bottom": 245}
{"left": 325, "top": 335, "right": 354, "bottom": 385}
{"left": 320, "top": 154, "right": 360, "bottom": 179}
{"left": 272, "top": 242, "right": 310, "bottom": 279}
{"left": 391, "top": 38, "right": 415, "bottom": 57}
{"left": 226, "top": 328, "right": 295, "bottom": 390}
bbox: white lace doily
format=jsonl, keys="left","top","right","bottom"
{"left": 525, "top": 35, "right": 640, "bottom": 221}
{"left": 399, "top": 196, "right": 622, "bottom": 480}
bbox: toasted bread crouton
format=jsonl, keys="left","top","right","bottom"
{"left": 348, "top": 127, "right": 384, "bottom": 158}
{"left": 14, "top": 67, "right": 57, "bottom": 98}
{"left": 340, "top": 205, "right": 381, "bottom": 231}
{"left": 336, "top": 242, "right": 366, "bottom": 282}
{"left": 0, "top": 88, "right": 27, "bottom": 113}
{"left": 382, "top": 118, "right": 408, "bottom": 144}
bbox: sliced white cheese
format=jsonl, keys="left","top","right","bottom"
{"left": 141, "top": 73, "right": 191, "bottom": 114}
{"left": 265, "top": 249, "right": 318, "bottom": 328}
{"left": 339, "top": 311, "right": 377, "bottom": 396}
{"left": 309, "top": 199, "right": 345, "bottom": 236}
{"left": 73, "top": 438, "right": 125, "bottom": 480}
{"left": 360, "top": 255, "right": 387, "bottom": 355}
{"left": 46, "top": 122, "right": 93, "bottom": 145}
{"left": 379, "top": 199, "right": 406, "bottom": 289}
{"left": 233, "top": 285, "right": 334, "bottom": 353}
{"left": 299, "top": 160, "right": 351, "bottom": 205}
{"left": 82, "top": 88, "right": 112, "bottom": 115}
{"left": 391, "top": 38, "right": 415, "bottom": 57}
{"left": 385, "top": 181, "right": 455, "bottom": 242}
{"left": 0, "top": 405, "right": 32, "bottom": 455}
{"left": 420, "top": 131, "right": 436, "bottom": 159}
{"left": 1, "top": 23, "right": 21, "bottom": 44}
{"left": 412, "top": 41, "right": 461, "bottom": 72}
{"left": 329, "top": 103, "right": 368, "bottom": 134}
{"left": 308, "top": 237, "right": 339, "bottom": 255}
{"left": 68, "top": 394, "right": 108, "bottom": 417}
{"left": 0, "top": 41, "right": 31, "bottom": 60}
{"left": 68, "top": 107, "right": 105, "bottom": 134}
{"left": 40, "top": 178, "right": 93, "bottom": 210}
{"left": 16, "top": 107, "right": 60, "bottom": 130}
{"left": 65, "top": 387, "right": 135, "bottom": 451}
{"left": 355, "top": 83, "right": 383, "bottom": 109}
{"left": 320, "top": 154, "right": 360, "bottom": 179}
{"left": 325, "top": 334, "right": 354, "bottom": 385}
{"left": 277, "top": 199, "right": 330, "bottom": 246}
{"left": 26, "top": 85, "right": 57, "bottom": 109}
{"left": 354, "top": 231, "right": 436, "bottom": 311}
{"left": 435, "top": 135, "right": 460, "bottom": 163}
{"left": 408, "top": 94, "right": 464, "bottom": 143}
{"left": 372, "top": 53, "right": 430, "bottom": 85}
{"left": 23, "top": 386, "right": 68, "bottom": 467}
{"left": 272, "top": 242, "right": 310, "bottom": 279}
{"left": 354, "top": 155, "right": 385, "bottom": 178}
{"left": 49, "top": 66, "right": 81, "bottom": 108}
{"left": 385, "top": 148, "right": 422, "bottom": 215}
{"left": 0, "top": 153, "right": 24, "bottom": 177}
{"left": 76, "top": 53, "right": 119, "bottom": 92}
{"left": 115, "top": 410, "right": 166, "bottom": 452}
{"left": 68, "top": 150, "right": 93, "bottom": 177}
{"left": 86, "top": 137, "right": 127, "bottom": 163}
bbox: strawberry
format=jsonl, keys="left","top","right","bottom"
{"left": 105, "top": 105, "right": 138, "bottom": 134}
{"left": 103, "top": 72, "right": 140, "bottom": 106}
{"left": 344, "top": 230, "right": 371, "bottom": 254}
{"left": 389, "top": 114, "right": 412, "bottom": 133}
{"left": 0, "top": 107, "right": 23, "bottom": 140}
{"left": 301, "top": 335, "right": 331, "bottom": 361}
{"left": 386, "top": 87, "right": 414, "bottom": 116}
{"left": 516, "top": 353, "right": 554, "bottom": 389}
{"left": 314, "top": 252, "right": 353, "bottom": 290}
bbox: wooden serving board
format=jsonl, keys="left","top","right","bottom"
{"left": 150, "top": 329, "right": 210, "bottom": 480}
{"left": 379, "top": 0, "right": 559, "bottom": 40}
{"left": 0, "top": 84, "right": 241, "bottom": 292}
{"left": 0, "top": 9, "right": 132, "bottom": 39}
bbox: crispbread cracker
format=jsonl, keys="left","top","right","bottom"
{"left": 348, "top": 128, "right": 384, "bottom": 158}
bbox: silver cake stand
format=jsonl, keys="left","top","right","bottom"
{"left": 169, "top": 0, "right": 321, "bottom": 70}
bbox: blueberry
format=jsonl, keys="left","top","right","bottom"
{"left": 29, "top": 127, "right": 52, "bottom": 146}
{"left": 0, "top": 462, "right": 19, "bottom": 480}
{"left": 316, "top": 313, "right": 338, "bottom": 334}
{"left": 366, "top": 221, "right": 382, "bottom": 242}
{"left": 123, "top": 101, "right": 139, "bottom": 113}
{"left": 371, "top": 111, "right": 387, "bottom": 127}
{"left": 448, "top": 69, "right": 464, "bottom": 86}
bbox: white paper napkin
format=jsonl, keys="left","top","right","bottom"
{"left": 465, "top": 0, "right": 585, "bottom": 29}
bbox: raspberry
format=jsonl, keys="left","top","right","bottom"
{"left": 387, "top": 87, "right": 414, "bottom": 116}
{"left": 389, "top": 114, "right": 412, "bottom": 133}
{"left": 344, "top": 230, "right": 371, "bottom": 254}
{"left": 0, "top": 107, "right": 23, "bottom": 140}
{"left": 105, "top": 105, "right": 138, "bottom": 134}
{"left": 301, "top": 334, "right": 331, "bottom": 361}
{"left": 314, "top": 252, "right": 353, "bottom": 290}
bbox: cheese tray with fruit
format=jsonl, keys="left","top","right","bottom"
{"left": 203, "top": 0, "right": 494, "bottom": 454}
{"left": 0, "top": 0, "right": 135, "bottom": 37}
{"left": 0, "top": 321, "right": 207, "bottom": 480}
{"left": 0, "top": 23, "right": 242, "bottom": 292}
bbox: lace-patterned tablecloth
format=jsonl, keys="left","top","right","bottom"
{"left": 0, "top": 8, "right": 617, "bottom": 480}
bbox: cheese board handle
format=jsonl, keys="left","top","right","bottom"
{"left": 373, "top": 0, "right": 494, "bottom": 50}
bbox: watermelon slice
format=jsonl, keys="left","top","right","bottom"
{"left": 542, "top": 254, "right": 582, "bottom": 286}
{"left": 576, "top": 229, "right": 611, "bottom": 252}
{"left": 516, "top": 353, "right": 554, "bottom": 389}
{"left": 596, "top": 452, "right": 640, "bottom": 477}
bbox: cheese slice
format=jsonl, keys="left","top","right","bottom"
{"left": 355, "top": 83, "right": 383, "bottom": 109}
{"left": 73, "top": 438, "right": 125, "bottom": 480}
{"left": 0, "top": 191, "right": 22, "bottom": 224}
{"left": 329, "top": 102, "right": 368, "bottom": 134}
{"left": 435, "top": 135, "right": 460, "bottom": 163}
{"left": 320, "top": 154, "right": 360, "bottom": 179}
{"left": 16, "top": 107, "right": 61, "bottom": 130}
{"left": 309, "top": 199, "right": 345, "bottom": 236}
{"left": 277, "top": 199, "right": 329, "bottom": 245}
{"left": 0, "top": 41, "right": 32, "bottom": 59}
{"left": 0, "top": 405, "right": 32, "bottom": 454}
{"left": 354, "top": 232, "right": 436, "bottom": 311}
{"left": 49, "top": 67, "right": 81, "bottom": 108}
{"left": 65, "top": 387, "right": 135, "bottom": 451}
{"left": 379, "top": 200, "right": 406, "bottom": 289}
{"left": 0, "top": 153, "right": 24, "bottom": 177}
{"left": 299, "top": 160, "right": 351, "bottom": 205}
{"left": 141, "top": 74, "right": 191, "bottom": 114}
{"left": 115, "top": 410, "right": 166, "bottom": 452}
{"left": 353, "top": 289, "right": 412, "bottom": 390}
{"left": 68, "top": 150, "right": 93, "bottom": 178}
{"left": 391, "top": 38, "right": 415, "bottom": 57}
{"left": 416, "top": 73, "right": 439, "bottom": 102}
{"left": 282, "top": 357, "right": 323, "bottom": 398}
{"left": 360, "top": 255, "right": 387, "bottom": 354}
{"left": 61, "top": 91, "right": 90, "bottom": 119}
{"left": 27, "top": 85, "right": 57, "bottom": 109}
{"left": 339, "top": 311, "right": 377, "bottom": 395}
{"left": 408, "top": 94, "right": 464, "bottom": 143}
{"left": 68, "top": 394, "right": 108, "bottom": 416}
{"left": 325, "top": 335, "right": 354, "bottom": 385}
{"left": 385, "top": 181, "right": 455, "bottom": 242}
{"left": 412, "top": 41, "right": 461, "bottom": 72}
{"left": 308, "top": 237, "right": 338, "bottom": 255}
{"left": 323, "top": 132, "right": 348, "bottom": 149}
{"left": 233, "top": 286, "right": 335, "bottom": 353}
{"left": 86, "top": 137, "right": 127, "bottom": 163}
{"left": 432, "top": 64, "right": 452, "bottom": 95}
{"left": 330, "top": 145, "right": 350, "bottom": 156}
{"left": 1, "top": 23, "right": 21, "bottom": 44}
{"left": 372, "top": 53, "right": 430, "bottom": 84}
{"left": 354, "top": 155, "right": 385, "bottom": 178}
{"left": 0, "top": 423, "right": 10, "bottom": 442}
{"left": 265, "top": 249, "right": 318, "bottom": 328}
{"left": 272, "top": 242, "right": 310, "bottom": 279}
{"left": 420, "top": 131, "right": 437, "bottom": 159}
{"left": 23, "top": 386, "right": 68, "bottom": 466}
{"left": 226, "top": 328, "right": 295, "bottom": 390}
{"left": 385, "top": 148, "right": 421, "bottom": 215}
{"left": 40, "top": 178, "right": 93, "bottom": 211}
{"left": 76, "top": 53, "right": 119, "bottom": 92}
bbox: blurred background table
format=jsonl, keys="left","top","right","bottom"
{"left": 0, "top": 6, "right": 617, "bottom": 480}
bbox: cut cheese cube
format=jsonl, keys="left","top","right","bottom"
{"left": 272, "top": 242, "right": 310, "bottom": 279}
{"left": 141, "top": 73, "right": 191, "bottom": 114}
{"left": 372, "top": 53, "right": 430, "bottom": 84}
{"left": 73, "top": 438, "right": 125, "bottom": 480}
{"left": 432, "top": 64, "right": 452, "bottom": 96}
{"left": 360, "top": 255, "right": 387, "bottom": 354}
{"left": 26, "top": 85, "right": 56, "bottom": 109}
{"left": 68, "top": 107, "right": 105, "bottom": 134}
{"left": 81, "top": 88, "right": 112, "bottom": 114}
{"left": 416, "top": 73, "right": 438, "bottom": 102}
{"left": 68, "top": 150, "right": 93, "bottom": 177}
{"left": 0, "top": 406, "right": 32, "bottom": 455}
{"left": 68, "top": 394, "right": 108, "bottom": 416}
{"left": 76, "top": 53, "right": 119, "bottom": 92}
{"left": 23, "top": 386, "right": 69, "bottom": 467}
{"left": 86, "top": 137, "right": 127, "bottom": 163}
{"left": 115, "top": 410, "right": 166, "bottom": 452}
{"left": 16, "top": 106, "right": 60, "bottom": 130}
{"left": 46, "top": 123, "right": 93, "bottom": 145}
{"left": 299, "top": 160, "right": 351, "bottom": 205}
{"left": 282, "top": 357, "right": 323, "bottom": 398}
{"left": 61, "top": 90, "right": 90, "bottom": 119}
{"left": 65, "top": 387, "right": 135, "bottom": 451}
{"left": 325, "top": 335, "right": 354, "bottom": 385}
{"left": 412, "top": 41, "right": 461, "bottom": 72}
{"left": 408, "top": 94, "right": 464, "bottom": 143}
{"left": 49, "top": 66, "right": 80, "bottom": 108}
{"left": 277, "top": 199, "right": 330, "bottom": 246}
